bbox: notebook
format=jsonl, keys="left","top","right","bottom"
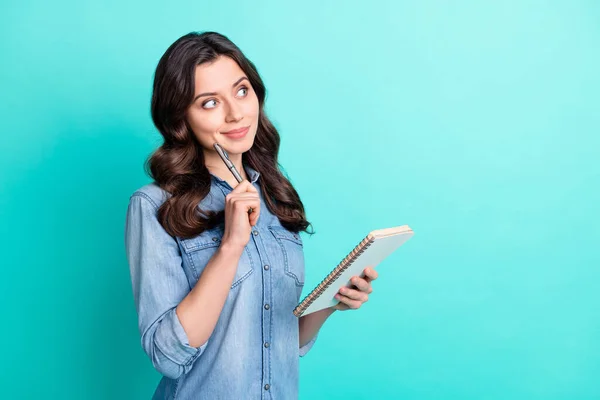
{"left": 293, "top": 225, "right": 414, "bottom": 317}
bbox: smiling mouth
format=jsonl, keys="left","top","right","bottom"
{"left": 221, "top": 125, "right": 250, "bottom": 135}
{"left": 220, "top": 126, "right": 250, "bottom": 139}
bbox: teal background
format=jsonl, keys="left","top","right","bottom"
{"left": 1, "top": 1, "right": 599, "bottom": 399}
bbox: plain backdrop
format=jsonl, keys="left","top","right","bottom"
{"left": 1, "top": 1, "right": 599, "bottom": 399}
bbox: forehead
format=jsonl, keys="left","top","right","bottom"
{"left": 194, "top": 56, "right": 246, "bottom": 92}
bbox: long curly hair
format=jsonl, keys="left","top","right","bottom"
{"left": 146, "top": 31, "right": 312, "bottom": 239}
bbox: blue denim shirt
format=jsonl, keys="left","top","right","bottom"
{"left": 125, "top": 166, "right": 317, "bottom": 400}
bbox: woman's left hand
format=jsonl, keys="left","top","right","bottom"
{"left": 332, "top": 266, "right": 378, "bottom": 311}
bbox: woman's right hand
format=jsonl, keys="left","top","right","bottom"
{"left": 221, "top": 180, "right": 261, "bottom": 252}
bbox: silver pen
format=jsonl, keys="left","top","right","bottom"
{"left": 213, "top": 143, "right": 254, "bottom": 214}
{"left": 213, "top": 143, "right": 243, "bottom": 183}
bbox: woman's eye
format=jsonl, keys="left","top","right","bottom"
{"left": 202, "top": 99, "right": 217, "bottom": 109}
{"left": 237, "top": 86, "right": 248, "bottom": 97}
{"left": 202, "top": 86, "right": 248, "bottom": 109}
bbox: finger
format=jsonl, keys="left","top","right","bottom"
{"left": 233, "top": 179, "right": 258, "bottom": 194}
{"left": 249, "top": 205, "right": 261, "bottom": 225}
{"left": 230, "top": 195, "right": 260, "bottom": 206}
{"left": 235, "top": 199, "right": 260, "bottom": 215}
{"left": 350, "top": 276, "right": 372, "bottom": 293}
{"left": 250, "top": 214, "right": 258, "bottom": 226}
{"left": 227, "top": 199, "right": 257, "bottom": 215}
{"left": 349, "top": 276, "right": 369, "bottom": 291}
{"left": 225, "top": 191, "right": 255, "bottom": 205}
{"left": 242, "top": 204, "right": 261, "bottom": 225}
{"left": 334, "top": 294, "right": 362, "bottom": 309}
{"left": 363, "top": 267, "right": 379, "bottom": 282}
{"left": 228, "top": 192, "right": 259, "bottom": 201}
{"left": 338, "top": 287, "right": 368, "bottom": 302}
{"left": 231, "top": 180, "right": 254, "bottom": 193}
{"left": 244, "top": 182, "right": 258, "bottom": 193}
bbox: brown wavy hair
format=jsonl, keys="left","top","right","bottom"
{"left": 146, "top": 31, "right": 312, "bottom": 239}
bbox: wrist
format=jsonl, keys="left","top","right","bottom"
{"left": 218, "top": 240, "right": 245, "bottom": 259}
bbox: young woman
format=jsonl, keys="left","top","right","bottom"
{"left": 125, "top": 31, "right": 378, "bottom": 400}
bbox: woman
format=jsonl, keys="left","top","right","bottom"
{"left": 125, "top": 31, "right": 378, "bottom": 399}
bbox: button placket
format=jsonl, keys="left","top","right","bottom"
{"left": 250, "top": 224, "right": 274, "bottom": 395}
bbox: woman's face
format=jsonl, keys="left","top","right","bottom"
{"left": 186, "top": 55, "right": 260, "bottom": 157}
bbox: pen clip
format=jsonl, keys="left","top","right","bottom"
{"left": 222, "top": 148, "right": 231, "bottom": 161}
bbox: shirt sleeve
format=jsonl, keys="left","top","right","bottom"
{"left": 125, "top": 193, "right": 208, "bottom": 379}
{"left": 299, "top": 334, "right": 318, "bottom": 357}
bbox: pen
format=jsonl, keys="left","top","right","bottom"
{"left": 213, "top": 143, "right": 254, "bottom": 214}
{"left": 213, "top": 143, "right": 243, "bottom": 183}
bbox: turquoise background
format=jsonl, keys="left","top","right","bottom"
{"left": 1, "top": 1, "right": 599, "bottom": 399}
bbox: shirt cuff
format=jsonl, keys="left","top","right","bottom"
{"left": 154, "top": 308, "right": 208, "bottom": 366}
{"left": 299, "top": 334, "right": 318, "bottom": 357}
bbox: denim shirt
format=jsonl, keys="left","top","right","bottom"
{"left": 124, "top": 166, "right": 317, "bottom": 400}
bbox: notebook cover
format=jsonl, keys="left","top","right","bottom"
{"left": 293, "top": 225, "right": 414, "bottom": 317}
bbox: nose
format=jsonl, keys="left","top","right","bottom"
{"left": 225, "top": 100, "right": 243, "bottom": 123}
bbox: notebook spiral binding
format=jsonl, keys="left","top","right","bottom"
{"left": 293, "top": 233, "right": 376, "bottom": 317}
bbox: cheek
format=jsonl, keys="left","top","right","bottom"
{"left": 188, "top": 109, "right": 223, "bottom": 138}
{"left": 244, "top": 94, "right": 260, "bottom": 118}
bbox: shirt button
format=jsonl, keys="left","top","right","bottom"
{"left": 264, "top": 304, "right": 270, "bottom": 310}
{"left": 264, "top": 342, "right": 270, "bottom": 348}
{"left": 263, "top": 265, "right": 270, "bottom": 270}
{"left": 253, "top": 230, "right": 259, "bottom": 236}
{"left": 264, "top": 384, "right": 270, "bottom": 390}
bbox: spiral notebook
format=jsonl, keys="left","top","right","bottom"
{"left": 293, "top": 225, "right": 414, "bottom": 317}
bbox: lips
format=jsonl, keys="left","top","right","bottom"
{"left": 222, "top": 126, "right": 250, "bottom": 135}
{"left": 221, "top": 125, "right": 250, "bottom": 139}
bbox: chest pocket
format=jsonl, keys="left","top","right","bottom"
{"left": 179, "top": 226, "right": 253, "bottom": 289}
{"left": 268, "top": 225, "right": 305, "bottom": 287}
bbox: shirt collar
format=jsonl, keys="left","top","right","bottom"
{"left": 245, "top": 165, "right": 260, "bottom": 184}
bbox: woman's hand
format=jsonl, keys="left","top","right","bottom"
{"left": 332, "top": 267, "right": 378, "bottom": 311}
{"left": 221, "top": 180, "right": 261, "bottom": 252}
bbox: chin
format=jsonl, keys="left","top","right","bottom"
{"left": 222, "top": 128, "right": 257, "bottom": 153}
{"left": 223, "top": 135, "right": 255, "bottom": 155}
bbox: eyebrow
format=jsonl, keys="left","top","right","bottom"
{"left": 193, "top": 77, "right": 249, "bottom": 102}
